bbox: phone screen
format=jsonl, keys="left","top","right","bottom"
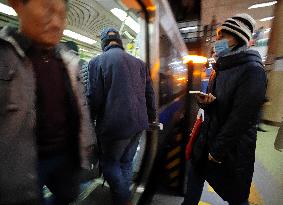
{"left": 189, "top": 91, "right": 208, "bottom": 96}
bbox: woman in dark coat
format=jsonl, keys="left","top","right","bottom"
{"left": 182, "top": 14, "right": 267, "bottom": 205}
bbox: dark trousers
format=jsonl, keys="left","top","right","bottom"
{"left": 182, "top": 161, "right": 250, "bottom": 205}
{"left": 100, "top": 132, "right": 142, "bottom": 205}
{"left": 38, "top": 153, "right": 79, "bottom": 205}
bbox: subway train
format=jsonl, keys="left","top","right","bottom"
{"left": 0, "top": 0, "right": 282, "bottom": 205}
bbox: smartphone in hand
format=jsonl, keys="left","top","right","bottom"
{"left": 189, "top": 91, "right": 208, "bottom": 96}
{"left": 190, "top": 91, "right": 216, "bottom": 104}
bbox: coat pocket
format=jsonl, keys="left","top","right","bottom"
{"left": 0, "top": 64, "right": 15, "bottom": 114}
{"left": 0, "top": 65, "right": 15, "bottom": 81}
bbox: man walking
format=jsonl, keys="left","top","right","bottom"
{"left": 87, "top": 28, "right": 156, "bottom": 205}
{"left": 0, "top": 0, "right": 94, "bottom": 204}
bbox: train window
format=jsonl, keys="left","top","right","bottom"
{"left": 159, "top": 27, "right": 187, "bottom": 107}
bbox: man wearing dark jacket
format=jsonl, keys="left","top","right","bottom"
{"left": 182, "top": 14, "right": 267, "bottom": 205}
{"left": 87, "top": 28, "right": 156, "bottom": 205}
{"left": 0, "top": 1, "right": 94, "bottom": 205}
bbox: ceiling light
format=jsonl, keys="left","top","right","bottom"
{"left": 0, "top": 3, "right": 17, "bottom": 16}
{"left": 111, "top": 8, "right": 140, "bottom": 33}
{"left": 183, "top": 55, "right": 208, "bottom": 64}
{"left": 248, "top": 1, "right": 277, "bottom": 9}
{"left": 79, "top": 48, "right": 94, "bottom": 53}
{"left": 110, "top": 8, "right": 128, "bottom": 21}
{"left": 124, "top": 31, "right": 134, "bottom": 40}
{"left": 63, "top": 30, "right": 97, "bottom": 45}
{"left": 260, "top": 16, "right": 275, "bottom": 21}
{"left": 125, "top": 17, "right": 140, "bottom": 33}
{"left": 180, "top": 26, "right": 198, "bottom": 31}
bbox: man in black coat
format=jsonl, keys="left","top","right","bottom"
{"left": 87, "top": 28, "right": 156, "bottom": 205}
{"left": 182, "top": 13, "right": 267, "bottom": 205}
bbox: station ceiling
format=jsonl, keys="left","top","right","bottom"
{"left": 0, "top": 0, "right": 138, "bottom": 58}
{"left": 201, "top": 0, "right": 276, "bottom": 30}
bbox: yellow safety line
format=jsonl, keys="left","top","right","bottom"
{"left": 166, "top": 158, "right": 181, "bottom": 169}
{"left": 207, "top": 184, "right": 215, "bottom": 193}
{"left": 249, "top": 182, "right": 265, "bottom": 205}
{"left": 169, "top": 170, "right": 180, "bottom": 179}
{"left": 198, "top": 202, "right": 211, "bottom": 205}
{"left": 204, "top": 182, "right": 264, "bottom": 205}
{"left": 167, "top": 147, "right": 182, "bottom": 159}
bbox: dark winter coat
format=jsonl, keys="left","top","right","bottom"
{"left": 0, "top": 27, "right": 95, "bottom": 204}
{"left": 87, "top": 44, "right": 156, "bottom": 141}
{"left": 192, "top": 48, "right": 267, "bottom": 203}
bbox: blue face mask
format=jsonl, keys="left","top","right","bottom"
{"left": 214, "top": 39, "right": 230, "bottom": 56}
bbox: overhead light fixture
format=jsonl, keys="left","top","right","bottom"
{"left": 180, "top": 26, "right": 198, "bottom": 31}
{"left": 79, "top": 48, "right": 94, "bottom": 54}
{"left": 248, "top": 1, "right": 277, "bottom": 9}
{"left": 0, "top": 3, "right": 17, "bottom": 16}
{"left": 124, "top": 31, "right": 134, "bottom": 40}
{"left": 63, "top": 30, "right": 97, "bottom": 45}
{"left": 260, "top": 16, "right": 275, "bottom": 21}
{"left": 125, "top": 17, "right": 140, "bottom": 33}
{"left": 110, "top": 8, "right": 128, "bottom": 21}
{"left": 183, "top": 55, "right": 208, "bottom": 64}
{"left": 111, "top": 8, "right": 140, "bottom": 33}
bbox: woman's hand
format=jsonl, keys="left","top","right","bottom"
{"left": 196, "top": 93, "right": 216, "bottom": 105}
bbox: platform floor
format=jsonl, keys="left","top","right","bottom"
{"left": 57, "top": 124, "right": 283, "bottom": 205}
{"left": 151, "top": 124, "right": 283, "bottom": 205}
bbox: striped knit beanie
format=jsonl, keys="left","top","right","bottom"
{"left": 219, "top": 13, "right": 256, "bottom": 45}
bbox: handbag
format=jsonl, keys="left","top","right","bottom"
{"left": 185, "top": 109, "right": 204, "bottom": 160}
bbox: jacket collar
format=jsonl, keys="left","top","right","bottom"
{"left": 103, "top": 44, "right": 124, "bottom": 52}
{"left": 215, "top": 49, "right": 264, "bottom": 71}
{"left": 0, "top": 26, "right": 31, "bottom": 58}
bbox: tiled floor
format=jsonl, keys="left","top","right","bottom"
{"left": 70, "top": 124, "right": 282, "bottom": 205}
{"left": 151, "top": 124, "right": 283, "bottom": 205}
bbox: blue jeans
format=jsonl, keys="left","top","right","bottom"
{"left": 100, "top": 132, "right": 142, "bottom": 205}
{"left": 38, "top": 153, "right": 79, "bottom": 205}
{"left": 182, "top": 162, "right": 249, "bottom": 205}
